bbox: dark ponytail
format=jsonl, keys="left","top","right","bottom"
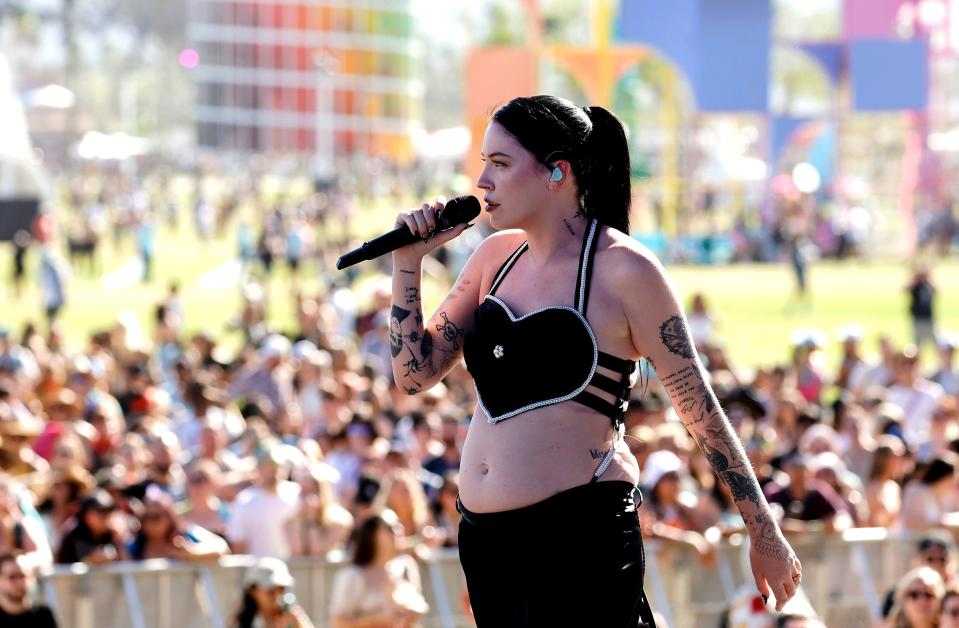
{"left": 491, "top": 95, "right": 632, "bottom": 234}
{"left": 581, "top": 106, "right": 631, "bottom": 233}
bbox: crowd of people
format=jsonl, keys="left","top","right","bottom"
{"left": 0, "top": 189, "right": 957, "bottom": 627}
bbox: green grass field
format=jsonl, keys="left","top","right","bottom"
{"left": 1, "top": 204, "right": 956, "bottom": 371}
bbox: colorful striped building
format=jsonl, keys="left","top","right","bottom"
{"left": 188, "top": 0, "right": 422, "bottom": 167}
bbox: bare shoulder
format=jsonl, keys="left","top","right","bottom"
{"left": 462, "top": 228, "right": 527, "bottom": 272}
{"left": 597, "top": 227, "right": 670, "bottom": 289}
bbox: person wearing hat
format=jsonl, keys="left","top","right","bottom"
{"left": 0, "top": 403, "right": 47, "bottom": 478}
{"left": 233, "top": 556, "right": 314, "bottom": 628}
{"left": 37, "top": 465, "right": 96, "bottom": 548}
{"left": 640, "top": 450, "right": 719, "bottom": 566}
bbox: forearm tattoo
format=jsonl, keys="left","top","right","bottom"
{"left": 656, "top": 314, "right": 788, "bottom": 560}
{"left": 389, "top": 295, "right": 463, "bottom": 392}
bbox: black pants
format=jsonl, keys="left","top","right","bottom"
{"left": 457, "top": 480, "right": 657, "bottom": 628}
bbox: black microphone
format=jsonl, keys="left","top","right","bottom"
{"left": 336, "top": 195, "right": 480, "bottom": 270}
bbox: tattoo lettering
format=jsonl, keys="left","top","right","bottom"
{"left": 574, "top": 206, "right": 586, "bottom": 219}
{"left": 405, "top": 287, "right": 420, "bottom": 304}
{"left": 389, "top": 305, "right": 411, "bottom": 357}
{"left": 659, "top": 315, "right": 694, "bottom": 358}
{"left": 661, "top": 364, "right": 717, "bottom": 424}
{"left": 589, "top": 448, "right": 609, "bottom": 460}
{"left": 436, "top": 312, "right": 464, "bottom": 350}
{"left": 562, "top": 218, "right": 575, "bottom": 235}
{"left": 405, "top": 385, "right": 422, "bottom": 394}
{"left": 400, "top": 269, "right": 415, "bottom": 275}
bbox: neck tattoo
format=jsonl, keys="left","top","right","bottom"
{"left": 562, "top": 218, "right": 575, "bottom": 236}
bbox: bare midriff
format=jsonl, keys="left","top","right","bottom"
{"left": 457, "top": 400, "right": 640, "bottom": 513}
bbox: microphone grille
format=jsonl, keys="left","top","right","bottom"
{"left": 440, "top": 195, "right": 480, "bottom": 227}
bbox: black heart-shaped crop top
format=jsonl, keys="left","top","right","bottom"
{"left": 462, "top": 219, "right": 637, "bottom": 428}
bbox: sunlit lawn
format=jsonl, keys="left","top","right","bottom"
{"left": 1, "top": 200, "right": 956, "bottom": 371}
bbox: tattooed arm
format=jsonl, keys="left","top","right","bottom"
{"left": 614, "top": 245, "right": 802, "bottom": 611}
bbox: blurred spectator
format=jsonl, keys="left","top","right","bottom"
{"left": 228, "top": 447, "right": 301, "bottom": 559}
{"left": 434, "top": 472, "right": 461, "bottom": 548}
{"left": 941, "top": 586, "right": 959, "bottom": 628}
{"left": 900, "top": 455, "right": 959, "bottom": 531}
{"left": 640, "top": 450, "right": 718, "bottom": 565}
{"left": 373, "top": 468, "right": 433, "bottom": 544}
{"left": 835, "top": 324, "right": 866, "bottom": 391}
{"left": 885, "top": 565, "right": 944, "bottom": 628}
{"left": 931, "top": 336, "right": 958, "bottom": 396}
{"left": 865, "top": 436, "right": 907, "bottom": 528}
{"left": 128, "top": 490, "right": 228, "bottom": 560}
{"left": 687, "top": 293, "right": 717, "bottom": 349}
{"left": 10, "top": 230, "right": 30, "bottom": 300}
{"left": 38, "top": 244, "right": 69, "bottom": 327}
{"left": 180, "top": 460, "right": 229, "bottom": 537}
{"left": 876, "top": 535, "right": 959, "bottom": 624}
{"left": 55, "top": 490, "right": 129, "bottom": 564}
{"left": 849, "top": 335, "right": 897, "bottom": 395}
{"left": 289, "top": 463, "right": 352, "bottom": 558}
{"left": 888, "top": 346, "right": 945, "bottom": 451}
{"left": 36, "top": 465, "right": 95, "bottom": 548}
{"left": 229, "top": 334, "right": 294, "bottom": 421}
{"left": 0, "top": 553, "right": 57, "bottom": 627}
{"left": 764, "top": 452, "right": 850, "bottom": 533}
{"left": 329, "top": 512, "right": 428, "bottom": 628}
{"left": 234, "top": 556, "right": 314, "bottom": 628}
{"left": 907, "top": 268, "right": 938, "bottom": 354}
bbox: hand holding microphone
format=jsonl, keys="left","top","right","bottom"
{"left": 336, "top": 195, "right": 480, "bottom": 269}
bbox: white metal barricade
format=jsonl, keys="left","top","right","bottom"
{"left": 36, "top": 530, "right": 942, "bottom": 628}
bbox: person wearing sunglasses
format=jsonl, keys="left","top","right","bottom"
{"left": 940, "top": 587, "right": 959, "bottom": 628}
{"left": 887, "top": 566, "right": 944, "bottom": 628}
{"left": 882, "top": 537, "right": 955, "bottom": 620}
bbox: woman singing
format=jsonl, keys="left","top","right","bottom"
{"left": 388, "top": 95, "right": 802, "bottom": 627}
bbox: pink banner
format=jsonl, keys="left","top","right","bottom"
{"left": 843, "top": 0, "right": 906, "bottom": 39}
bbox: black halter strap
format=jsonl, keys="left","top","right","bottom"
{"left": 488, "top": 241, "right": 528, "bottom": 296}
{"left": 574, "top": 219, "right": 600, "bottom": 315}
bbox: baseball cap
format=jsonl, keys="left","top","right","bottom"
{"left": 641, "top": 450, "right": 682, "bottom": 489}
{"left": 258, "top": 334, "right": 292, "bottom": 360}
{"left": 244, "top": 557, "right": 295, "bottom": 589}
{"left": 291, "top": 340, "right": 318, "bottom": 361}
